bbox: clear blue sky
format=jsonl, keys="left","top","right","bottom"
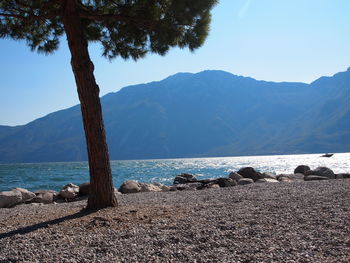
{"left": 1, "top": 0, "right": 350, "bottom": 126}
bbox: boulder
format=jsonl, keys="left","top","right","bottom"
{"left": 79, "top": 182, "right": 90, "bottom": 196}
{"left": 256, "top": 178, "right": 279, "bottom": 183}
{"left": 59, "top": 183, "right": 79, "bottom": 199}
{"left": 304, "top": 175, "right": 329, "bottom": 181}
{"left": 306, "top": 167, "right": 335, "bottom": 179}
{"left": 152, "top": 182, "right": 171, "bottom": 191}
{"left": 294, "top": 165, "right": 311, "bottom": 175}
{"left": 237, "top": 178, "right": 254, "bottom": 185}
{"left": 215, "top": 178, "right": 237, "bottom": 187}
{"left": 198, "top": 178, "right": 218, "bottom": 185}
{"left": 237, "top": 167, "right": 263, "bottom": 182}
{"left": 119, "top": 180, "right": 141, "bottom": 194}
{"left": 0, "top": 189, "right": 22, "bottom": 208}
{"left": 15, "top": 188, "right": 36, "bottom": 202}
{"left": 261, "top": 172, "right": 276, "bottom": 179}
{"left": 278, "top": 177, "right": 293, "bottom": 183}
{"left": 32, "top": 190, "right": 57, "bottom": 204}
{"left": 205, "top": 184, "right": 221, "bottom": 189}
{"left": 276, "top": 173, "right": 304, "bottom": 182}
{"left": 173, "top": 182, "right": 203, "bottom": 191}
{"left": 336, "top": 173, "right": 350, "bottom": 179}
{"left": 228, "top": 172, "right": 243, "bottom": 181}
{"left": 139, "top": 183, "right": 163, "bottom": 192}
{"left": 173, "top": 173, "right": 197, "bottom": 184}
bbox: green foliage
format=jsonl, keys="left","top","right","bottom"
{"left": 0, "top": 0, "right": 217, "bottom": 59}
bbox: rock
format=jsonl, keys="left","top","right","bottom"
{"left": 139, "top": 183, "right": 163, "bottom": 192}
{"left": 33, "top": 190, "right": 57, "bottom": 204}
{"left": 173, "top": 173, "right": 197, "bottom": 184}
{"left": 294, "top": 165, "right": 311, "bottom": 175}
{"left": 336, "top": 173, "right": 350, "bottom": 179}
{"left": 304, "top": 175, "right": 329, "bottom": 181}
{"left": 0, "top": 189, "right": 22, "bottom": 208}
{"left": 59, "top": 183, "right": 79, "bottom": 199}
{"left": 276, "top": 173, "right": 304, "bottom": 182}
{"left": 237, "top": 167, "right": 263, "bottom": 182}
{"left": 256, "top": 178, "right": 279, "bottom": 183}
{"left": 79, "top": 182, "right": 90, "bottom": 196}
{"left": 278, "top": 177, "right": 293, "bottom": 183}
{"left": 119, "top": 180, "right": 141, "bottom": 194}
{"left": 215, "top": 178, "right": 237, "bottom": 187}
{"left": 15, "top": 188, "right": 36, "bottom": 202}
{"left": 173, "top": 182, "right": 203, "bottom": 191}
{"left": 206, "top": 184, "right": 221, "bottom": 189}
{"left": 307, "top": 167, "right": 335, "bottom": 179}
{"left": 228, "top": 172, "right": 243, "bottom": 181}
{"left": 152, "top": 182, "right": 171, "bottom": 191}
{"left": 198, "top": 178, "right": 218, "bottom": 185}
{"left": 261, "top": 172, "right": 276, "bottom": 179}
{"left": 237, "top": 178, "right": 254, "bottom": 185}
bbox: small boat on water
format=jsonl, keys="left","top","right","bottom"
{"left": 321, "top": 153, "right": 334, "bottom": 157}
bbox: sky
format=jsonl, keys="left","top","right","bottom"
{"left": 1, "top": 0, "right": 350, "bottom": 126}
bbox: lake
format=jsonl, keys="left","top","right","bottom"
{"left": 0, "top": 153, "right": 349, "bottom": 192}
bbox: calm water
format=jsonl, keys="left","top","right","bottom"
{"left": 0, "top": 153, "right": 349, "bottom": 192}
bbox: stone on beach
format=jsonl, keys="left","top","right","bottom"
{"left": 228, "top": 172, "right": 243, "bottom": 181}
{"left": 59, "top": 183, "right": 79, "bottom": 199}
{"left": 304, "top": 175, "right": 329, "bottom": 181}
{"left": 140, "top": 183, "right": 163, "bottom": 193}
{"left": 172, "top": 182, "right": 203, "bottom": 191}
{"left": 294, "top": 165, "right": 311, "bottom": 175}
{"left": 119, "top": 180, "right": 170, "bottom": 194}
{"left": 237, "top": 167, "right": 263, "bottom": 182}
{"left": 173, "top": 173, "right": 198, "bottom": 184}
{"left": 261, "top": 172, "right": 276, "bottom": 179}
{"left": 336, "top": 173, "right": 350, "bottom": 179}
{"left": 256, "top": 178, "right": 279, "bottom": 183}
{"left": 119, "top": 180, "right": 141, "bottom": 194}
{"left": 237, "top": 178, "right": 254, "bottom": 185}
{"left": 0, "top": 189, "right": 22, "bottom": 208}
{"left": 276, "top": 173, "right": 304, "bottom": 182}
{"left": 33, "top": 190, "right": 57, "bottom": 204}
{"left": 15, "top": 188, "right": 36, "bottom": 202}
{"left": 215, "top": 178, "right": 237, "bottom": 187}
{"left": 306, "top": 167, "right": 335, "bottom": 179}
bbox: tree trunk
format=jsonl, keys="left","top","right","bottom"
{"left": 62, "top": 1, "right": 117, "bottom": 209}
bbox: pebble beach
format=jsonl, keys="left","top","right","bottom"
{"left": 0, "top": 179, "right": 349, "bottom": 262}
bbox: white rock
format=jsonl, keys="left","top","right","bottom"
{"left": 119, "top": 180, "right": 141, "bottom": 194}
{"left": 140, "top": 183, "right": 163, "bottom": 192}
{"left": 0, "top": 189, "right": 22, "bottom": 208}
{"left": 256, "top": 178, "right": 279, "bottom": 183}
{"left": 59, "top": 183, "right": 79, "bottom": 199}
{"left": 15, "top": 187, "right": 36, "bottom": 202}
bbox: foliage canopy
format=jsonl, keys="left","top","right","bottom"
{"left": 0, "top": 0, "right": 217, "bottom": 59}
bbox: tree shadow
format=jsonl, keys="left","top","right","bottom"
{"left": 0, "top": 209, "right": 97, "bottom": 240}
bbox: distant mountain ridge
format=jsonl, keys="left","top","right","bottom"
{"left": 1, "top": 68, "right": 350, "bottom": 163}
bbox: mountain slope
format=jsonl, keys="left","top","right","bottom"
{"left": 0, "top": 68, "right": 349, "bottom": 163}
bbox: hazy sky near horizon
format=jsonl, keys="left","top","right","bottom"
{"left": 1, "top": 0, "right": 350, "bottom": 126}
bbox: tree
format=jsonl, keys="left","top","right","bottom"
{"left": 0, "top": 0, "right": 217, "bottom": 209}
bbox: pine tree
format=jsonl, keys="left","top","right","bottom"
{"left": 0, "top": 0, "right": 217, "bottom": 209}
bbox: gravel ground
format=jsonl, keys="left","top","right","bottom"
{"left": 0, "top": 180, "right": 349, "bottom": 263}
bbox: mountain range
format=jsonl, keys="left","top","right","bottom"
{"left": 1, "top": 68, "right": 350, "bottom": 163}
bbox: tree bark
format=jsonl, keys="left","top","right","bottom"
{"left": 62, "top": 0, "right": 117, "bottom": 209}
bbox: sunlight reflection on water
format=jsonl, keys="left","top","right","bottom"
{"left": 0, "top": 152, "right": 349, "bottom": 191}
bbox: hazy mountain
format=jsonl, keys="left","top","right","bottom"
{"left": 1, "top": 68, "right": 349, "bottom": 163}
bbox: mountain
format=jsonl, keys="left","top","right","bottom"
{"left": 1, "top": 68, "right": 350, "bottom": 163}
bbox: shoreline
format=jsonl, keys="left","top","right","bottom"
{"left": 0, "top": 180, "right": 349, "bottom": 262}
